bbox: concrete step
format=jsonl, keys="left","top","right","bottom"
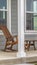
{"left": 0, "top": 59, "right": 35, "bottom": 65}
{"left": 0, "top": 56, "right": 37, "bottom": 65}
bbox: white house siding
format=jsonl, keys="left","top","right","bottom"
{"left": 25, "top": 34, "right": 37, "bottom": 50}
{"left": 25, "top": 34, "right": 37, "bottom": 40}
{"left": 0, "top": 35, "right": 6, "bottom": 50}
{"left": 11, "top": 0, "right": 18, "bottom": 35}
{"left": 0, "top": 0, "right": 37, "bottom": 50}
{"left": 11, "top": 0, "right": 37, "bottom": 50}
{"left": 11, "top": 0, "right": 18, "bottom": 50}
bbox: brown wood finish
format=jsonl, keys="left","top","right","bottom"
{"left": 0, "top": 25, "right": 36, "bottom": 51}
{"left": 0, "top": 25, "right": 18, "bottom": 51}
{"left": 25, "top": 40, "right": 36, "bottom": 50}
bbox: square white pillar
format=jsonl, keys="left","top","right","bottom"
{"left": 17, "top": 0, "right": 26, "bottom": 57}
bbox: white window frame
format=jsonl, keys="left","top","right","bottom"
{"left": 25, "top": 0, "right": 37, "bottom": 34}
{"left": 7, "top": 0, "right": 11, "bottom": 34}
{"left": 0, "top": 0, "right": 11, "bottom": 35}
{"left": 0, "top": 0, "right": 8, "bottom": 35}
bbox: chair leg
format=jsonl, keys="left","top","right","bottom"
{"left": 28, "top": 41, "right": 30, "bottom": 51}
{"left": 10, "top": 44, "right": 13, "bottom": 50}
{"left": 4, "top": 42, "right": 7, "bottom": 51}
{"left": 33, "top": 41, "right": 36, "bottom": 50}
{"left": 25, "top": 41, "right": 28, "bottom": 50}
{"left": 25, "top": 41, "right": 30, "bottom": 51}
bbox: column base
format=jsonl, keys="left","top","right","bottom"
{"left": 17, "top": 52, "right": 26, "bottom": 57}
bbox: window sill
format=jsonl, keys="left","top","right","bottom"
{"left": 24, "top": 30, "right": 37, "bottom": 35}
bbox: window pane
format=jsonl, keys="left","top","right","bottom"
{"left": 26, "top": 13, "right": 37, "bottom": 30}
{"left": 0, "top": 11, "right": 7, "bottom": 26}
{"left": 0, "top": 0, "right": 7, "bottom": 9}
{"left": 26, "top": 0, "right": 33, "bottom": 11}
{"left": 33, "top": 0, "right": 37, "bottom": 12}
{"left": 26, "top": 0, "right": 37, "bottom": 12}
{"left": 34, "top": 14, "right": 37, "bottom": 30}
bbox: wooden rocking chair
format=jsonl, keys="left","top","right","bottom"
{"left": 0, "top": 25, "right": 18, "bottom": 51}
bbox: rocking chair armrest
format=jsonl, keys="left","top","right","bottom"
{"left": 6, "top": 35, "right": 18, "bottom": 42}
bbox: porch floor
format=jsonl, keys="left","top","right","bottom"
{"left": 26, "top": 50, "right": 37, "bottom": 57}
{"left": 0, "top": 50, "right": 37, "bottom": 58}
{"left": 0, "top": 50, "right": 37, "bottom": 64}
{"left": 0, "top": 50, "right": 17, "bottom": 59}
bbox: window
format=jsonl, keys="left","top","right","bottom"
{"left": 26, "top": 0, "right": 37, "bottom": 31}
{"left": 0, "top": 11, "right": 7, "bottom": 26}
{"left": 0, "top": 0, "right": 7, "bottom": 26}
{"left": 0, "top": 0, "right": 7, "bottom": 9}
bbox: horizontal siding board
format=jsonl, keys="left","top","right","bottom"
{"left": 25, "top": 34, "right": 37, "bottom": 40}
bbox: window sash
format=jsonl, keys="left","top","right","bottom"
{"left": 25, "top": 0, "right": 37, "bottom": 32}
{"left": 26, "top": 12, "right": 37, "bottom": 31}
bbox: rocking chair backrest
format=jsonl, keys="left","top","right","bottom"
{"left": 0, "top": 25, "right": 12, "bottom": 39}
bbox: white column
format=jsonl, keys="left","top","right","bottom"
{"left": 7, "top": 0, "right": 11, "bottom": 34}
{"left": 17, "top": 0, "right": 26, "bottom": 57}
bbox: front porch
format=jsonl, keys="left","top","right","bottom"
{"left": 0, "top": 50, "right": 37, "bottom": 64}
{"left": 0, "top": 0, "right": 37, "bottom": 64}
